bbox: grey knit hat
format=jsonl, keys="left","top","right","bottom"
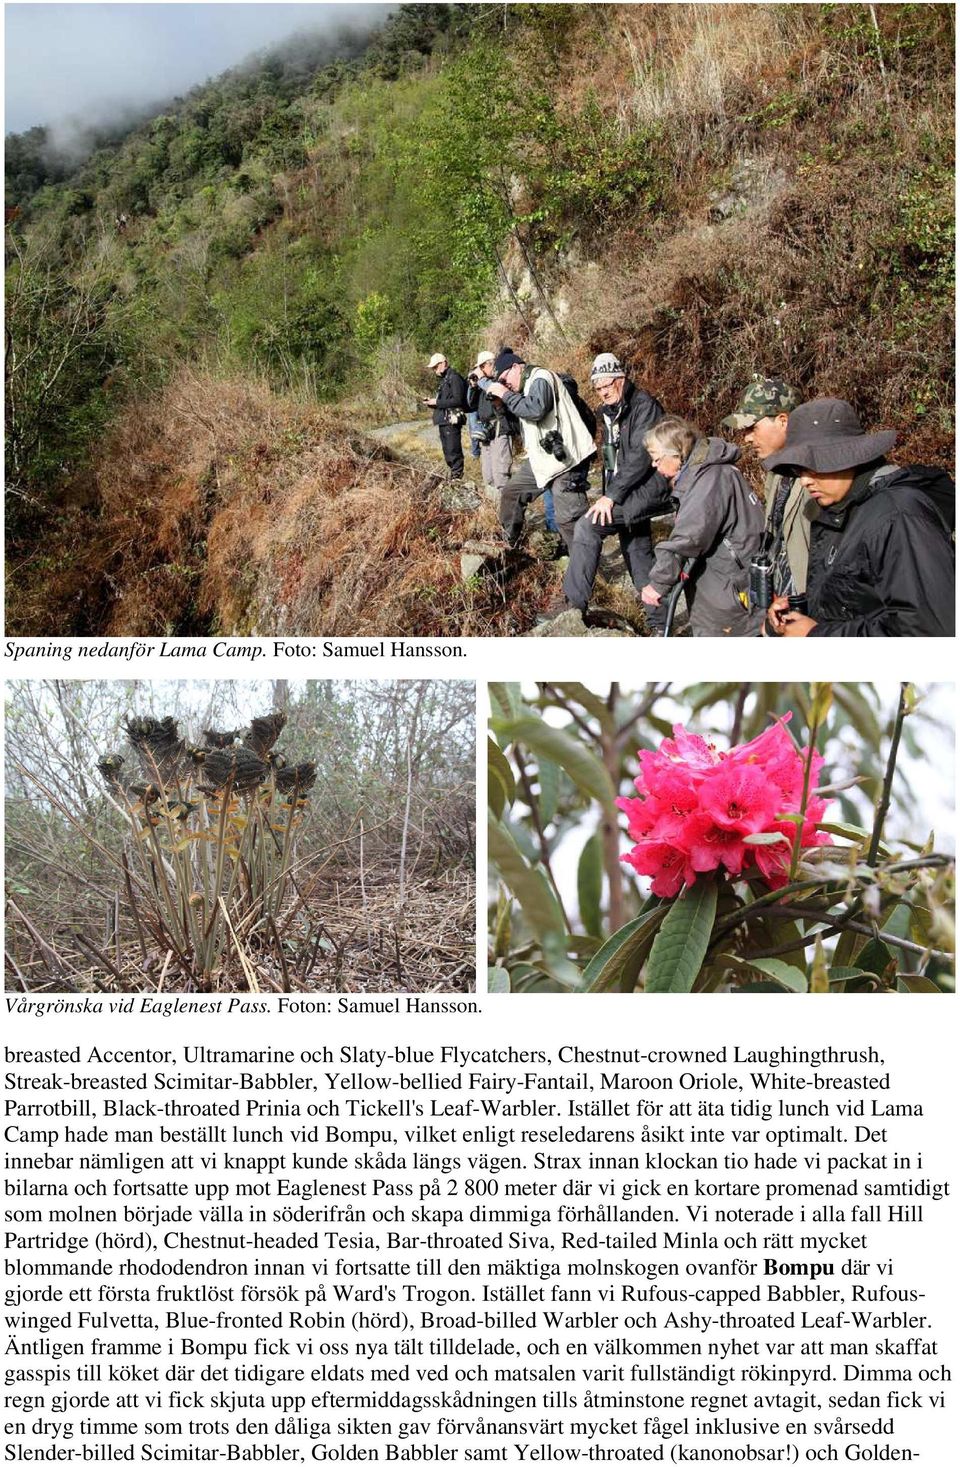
{"left": 590, "top": 352, "right": 626, "bottom": 382}
{"left": 763, "top": 399, "right": 896, "bottom": 474}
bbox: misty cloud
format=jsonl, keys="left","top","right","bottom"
{"left": 5, "top": 3, "right": 393, "bottom": 137}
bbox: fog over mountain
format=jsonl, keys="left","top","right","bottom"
{"left": 5, "top": 2, "right": 392, "bottom": 137}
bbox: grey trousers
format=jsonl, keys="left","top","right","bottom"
{"left": 564, "top": 510, "right": 662, "bottom": 624}
{"left": 480, "top": 433, "right": 512, "bottom": 491}
{"left": 499, "top": 460, "right": 588, "bottom": 551}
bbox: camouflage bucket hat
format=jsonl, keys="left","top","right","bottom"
{"left": 722, "top": 376, "right": 801, "bottom": 430}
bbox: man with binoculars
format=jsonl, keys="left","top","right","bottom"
{"left": 563, "top": 353, "right": 675, "bottom": 626}
{"left": 722, "top": 376, "right": 813, "bottom": 611}
{"left": 465, "top": 351, "right": 516, "bottom": 504}
{"left": 760, "top": 399, "right": 955, "bottom": 637}
{"left": 482, "top": 348, "right": 596, "bottom": 552}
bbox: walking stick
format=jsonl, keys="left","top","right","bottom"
{"left": 661, "top": 559, "right": 692, "bottom": 638}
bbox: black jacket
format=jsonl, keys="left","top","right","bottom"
{"left": 466, "top": 377, "right": 518, "bottom": 436}
{"left": 601, "top": 380, "right": 673, "bottom": 525}
{"left": 806, "top": 464, "right": 955, "bottom": 637}
{"left": 432, "top": 366, "right": 467, "bottom": 426}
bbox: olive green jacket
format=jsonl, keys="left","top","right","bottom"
{"left": 766, "top": 470, "right": 816, "bottom": 594}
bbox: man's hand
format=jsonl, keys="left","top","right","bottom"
{"left": 641, "top": 584, "right": 662, "bottom": 607}
{"left": 766, "top": 596, "right": 815, "bottom": 637}
{"left": 778, "top": 612, "right": 817, "bottom": 637}
{"left": 484, "top": 381, "right": 507, "bottom": 400}
{"left": 587, "top": 495, "right": 615, "bottom": 526}
{"left": 765, "top": 596, "right": 790, "bottom": 636}
{"left": 422, "top": 397, "right": 437, "bottom": 407}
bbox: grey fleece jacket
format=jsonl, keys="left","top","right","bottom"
{"left": 650, "top": 437, "right": 765, "bottom": 637}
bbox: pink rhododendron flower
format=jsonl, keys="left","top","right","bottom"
{"left": 621, "top": 716, "right": 833, "bottom": 896}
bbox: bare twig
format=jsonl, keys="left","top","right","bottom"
{"left": 515, "top": 751, "right": 572, "bottom": 932}
{"left": 868, "top": 684, "right": 909, "bottom": 866}
{"left": 771, "top": 904, "right": 951, "bottom": 963}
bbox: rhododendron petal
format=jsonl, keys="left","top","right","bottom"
{"left": 622, "top": 839, "right": 695, "bottom": 898}
{"left": 754, "top": 841, "right": 791, "bottom": 883}
{"left": 684, "top": 811, "right": 750, "bottom": 875}
{"left": 658, "top": 725, "right": 720, "bottom": 770}
{"left": 700, "top": 763, "right": 781, "bottom": 832}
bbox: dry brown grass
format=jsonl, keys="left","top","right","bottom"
{"left": 613, "top": 3, "right": 810, "bottom": 142}
{"left": 7, "top": 863, "right": 475, "bottom": 996}
{"left": 496, "top": 3, "right": 954, "bottom": 466}
{"left": 16, "top": 370, "right": 558, "bottom": 638}
{"left": 589, "top": 158, "right": 954, "bottom": 464}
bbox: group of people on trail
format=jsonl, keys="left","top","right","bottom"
{"left": 423, "top": 348, "right": 955, "bottom": 638}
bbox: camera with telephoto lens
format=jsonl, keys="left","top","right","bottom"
{"left": 539, "top": 429, "right": 568, "bottom": 462}
{"left": 748, "top": 550, "right": 775, "bottom": 611}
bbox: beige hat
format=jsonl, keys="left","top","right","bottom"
{"left": 473, "top": 350, "right": 495, "bottom": 371}
{"left": 427, "top": 352, "right": 446, "bottom": 369}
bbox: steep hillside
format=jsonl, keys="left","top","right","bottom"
{"left": 17, "top": 369, "right": 560, "bottom": 638}
{"left": 6, "top": 3, "right": 954, "bottom": 636}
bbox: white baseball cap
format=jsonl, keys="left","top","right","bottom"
{"left": 427, "top": 352, "right": 446, "bottom": 369}
{"left": 473, "top": 350, "right": 495, "bottom": 371}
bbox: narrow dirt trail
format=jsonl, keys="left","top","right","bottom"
{"left": 361, "top": 417, "right": 658, "bottom": 637}
{"left": 366, "top": 418, "right": 442, "bottom": 455}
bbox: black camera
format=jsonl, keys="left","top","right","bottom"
{"left": 479, "top": 422, "right": 496, "bottom": 445}
{"left": 539, "top": 429, "right": 567, "bottom": 462}
{"left": 748, "top": 551, "right": 775, "bottom": 611}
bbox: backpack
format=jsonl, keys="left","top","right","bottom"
{"left": 558, "top": 372, "right": 597, "bottom": 440}
{"left": 873, "top": 464, "right": 955, "bottom": 534}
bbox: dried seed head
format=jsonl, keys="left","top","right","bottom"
{"left": 203, "top": 728, "right": 243, "bottom": 749}
{"left": 125, "top": 715, "right": 185, "bottom": 781}
{"left": 202, "top": 746, "right": 268, "bottom": 792}
{"left": 97, "top": 754, "right": 125, "bottom": 792}
{"left": 276, "top": 760, "right": 317, "bottom": 796}
{"left": 245, "top": 712, "right": 287, "bottom": 758}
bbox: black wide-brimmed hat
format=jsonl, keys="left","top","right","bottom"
{"left": 764, "top": 398, "right": 896, "bottom": 474}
